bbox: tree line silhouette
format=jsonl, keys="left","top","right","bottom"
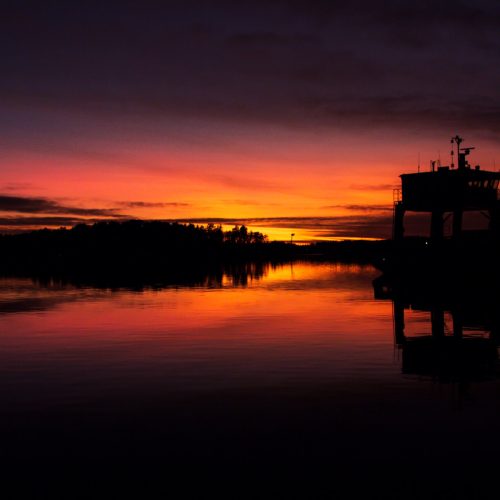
{"left": 0, "top": 220, "right": 392, "bottom": 283}
{"left": 0, "top": 220, "right": 293, "bottom": 276}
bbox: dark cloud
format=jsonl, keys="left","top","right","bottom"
{"left": 0, "top": 195, "right": 123, "bottom": 217}
{"left": 0, "top": 216, "right": 95, "bottom": 227}
{"left": 322, "top": 204, "right": 393, "bottom": 212}
{"left": 0, "top": 195, "right": 190, "bottom": 232}
{"left": 313, "top": 213, "right": 435, "bottom": 239}
{"left": 174, "top": 215, "right": 394, "bottom": 239}
{"left": 1, "top": 0, "right": 499, "bottom": 136}
{"left": 173, "top": 213, "right": 446, "bottom": 239}
{"left": 0, "top": 212, "right": 436, "bottom": 239}
{"left": 310, "top": 216, "right": 394, "bottom": 239}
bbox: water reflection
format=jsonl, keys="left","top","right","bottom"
{"left": 21, "top": 260, "right": 275, "bottom": 291}
{"left": 0, "top": 262, "right": 276, "bottom": 315}
{"left": 374, "top": 273, "right": 500, "bottom": 385}
{"left": 2, "top": 262, "right": 500, "bottom": 497}
{"left": 0, "top": 262, "right": 389, "bottom": 405}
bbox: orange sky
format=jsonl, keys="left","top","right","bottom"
{"left": 2, "top": 117, "right": 499, "bottom": 240}
{"left": 3, "top": 3, "right": 500, "bottom": 239}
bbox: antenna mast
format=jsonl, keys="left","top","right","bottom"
{"left": 451, "top": 135, "right": 463, "bottom": 169}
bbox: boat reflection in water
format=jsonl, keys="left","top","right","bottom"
{"left": 374, "top": 272, "right": 500, "bottom": 391}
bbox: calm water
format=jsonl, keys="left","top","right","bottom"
{"left": 1, "top": 262, "right": 499, "bottom": 497}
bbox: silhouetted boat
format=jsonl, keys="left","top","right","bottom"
{"left": 374, "top": 137, "right": 500, "bottom": 383}
{"left": 376, "top": 136, "right": 500, "bottom": 286}
{"left": 393, "top": 135, "right": 500, "bottom": 241}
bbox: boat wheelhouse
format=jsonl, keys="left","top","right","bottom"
{"left": 393, "top": 136, "right": 500, "bottom": 241}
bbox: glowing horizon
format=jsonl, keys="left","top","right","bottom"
{"left": 2, "top": 123, "right": 499, "bottom": 240}
{"left": 2, "top": 2, "right": 500, "bottom": 239}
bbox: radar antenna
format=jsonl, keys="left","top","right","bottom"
{"left": 450, "top": 135, "right": 463, "bottom": 169}
{"left": 451, "top": 135, "right": 475, "bottom": 170}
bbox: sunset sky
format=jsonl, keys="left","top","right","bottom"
{"left": 2, "top": 0, "right": 500, "bottom": 240}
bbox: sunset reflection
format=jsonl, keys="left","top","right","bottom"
{"left": 0, "top": 263, "right": 392, "bottom": 401}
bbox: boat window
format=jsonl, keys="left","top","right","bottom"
{"left": 469, "top": 180, "right": 480, "bottom": 188}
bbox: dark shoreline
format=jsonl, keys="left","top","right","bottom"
{"left": 3, "top": 219, "right": 499, "bottom": 291}
{"left": 0, "top": 220, "right": 390, "bottom": 288}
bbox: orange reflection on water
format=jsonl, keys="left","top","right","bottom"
{"left": 0, "top": 263, "right": 395, "bottom": 399}
{"left": 1, "top": 263, "right": 390, "bottom": 344}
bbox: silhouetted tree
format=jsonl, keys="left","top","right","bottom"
{"left": 224, "top": 225, "right": 267, "bottom": 244}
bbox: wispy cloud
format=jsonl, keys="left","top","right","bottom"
{"left": 116, "top": 201, "right": 191, "bottom": 208}
{"left": 0, "top": 216, "right": 101, "bottom": 227}
{"left": 349, "top": 183, "right": 397, "bottom": 191}
{"left": 0, "top": 195, "right": 124, "bottom": 217}
{"left": 0, "top": 183, "right": 35, "bottom": 192}
{"left": 322, "top": 204, "right": 392, "bottom": 212}
{"left": 220, "top": 199, "right": 283, "bottom": 207}
{"left": 210, "top": 175, "right": 287, "bottom": 191}
{"left": 174, "top": 215, "right": 395, "bottom": 239}
{"left": 0, "top": 212, "right": 434, "bottom": 240}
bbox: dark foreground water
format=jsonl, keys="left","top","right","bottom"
{"left": 1, "top": 262, "right": 499, "bottom": 498}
